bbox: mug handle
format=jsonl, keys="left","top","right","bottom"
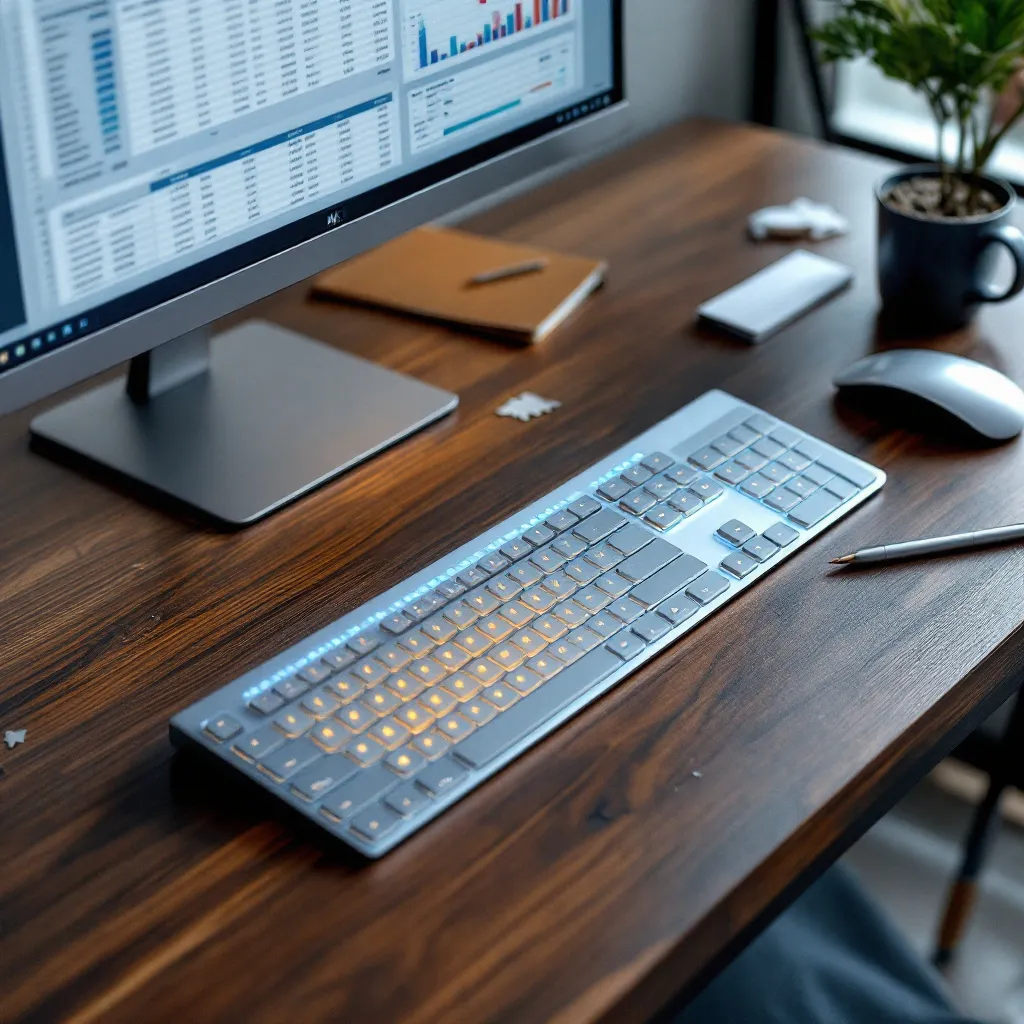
{"left": 971, "top": 224, "right": 1024, "bottom": 303}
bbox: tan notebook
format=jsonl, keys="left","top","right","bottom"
{"left": 313, "top": 226, "right": 606, "bottom": 344}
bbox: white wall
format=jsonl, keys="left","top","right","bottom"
{"left": 626, "top": 0, "right": 754, "bottom": 134}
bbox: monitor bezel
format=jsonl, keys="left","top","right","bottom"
{"left": 0, "top": 2, "right": 626, "bottom": 415}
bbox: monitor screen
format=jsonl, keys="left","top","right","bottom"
{"left": 0, "top": 0, "right": 622, "bottom": 378}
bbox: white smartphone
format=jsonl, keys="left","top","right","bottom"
{"left": 696, "top": 249, "right": 854, "bottom": 344}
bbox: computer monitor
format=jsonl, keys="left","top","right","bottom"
{"left": 0, "top": 0, "right": 626, "bottom": 525}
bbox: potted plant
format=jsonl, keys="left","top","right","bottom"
{"left": 815, "top": 0, "right": 1024, "bottom": 333}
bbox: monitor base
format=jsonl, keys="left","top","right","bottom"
{"left": 29, "top": 320, "right": 459, "bottom": 527}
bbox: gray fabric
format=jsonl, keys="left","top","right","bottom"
{"left": 673, "top": 865, "right": 983, "bottom": 1024}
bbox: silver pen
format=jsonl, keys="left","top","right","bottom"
{"left": 831, "top": 523, "right": 1024, "bottom": 566}
{"left": 467, "top": 258, "right": 549, "bottom": 287}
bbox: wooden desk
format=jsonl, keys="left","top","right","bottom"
{"left": 4, "top": 120, "right": 1024, "bottom": 1024}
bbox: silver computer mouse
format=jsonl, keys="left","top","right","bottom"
{"left": 834, "top": 349, "right": 1024, "bottom": 442}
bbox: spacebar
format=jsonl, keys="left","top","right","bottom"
{"left": 454, "top": 648, "right": 623, "bottom": 769}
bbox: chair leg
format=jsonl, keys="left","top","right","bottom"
{"left": 933, "top": 687, "right": 1024, "bottom": 969}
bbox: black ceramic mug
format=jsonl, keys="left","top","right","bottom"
{"left": 877, "top": 165, "right": 1024, "bottom": 334}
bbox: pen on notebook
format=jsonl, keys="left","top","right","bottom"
{"left": 830, "top": 523, "right": 1024, "bottom": 566}
{"left": 467, "top": 258, "right": 549, "bottom": 287}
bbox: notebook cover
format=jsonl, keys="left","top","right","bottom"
{"left": 313, "top": 226, "right": 606, "bottom": 344}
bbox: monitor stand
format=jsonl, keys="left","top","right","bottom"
{"left": 29, "top": 320, "right": 459, "bottom": 527}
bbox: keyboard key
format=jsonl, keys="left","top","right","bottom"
{"left": 435, "top": 578, "right": 467, "bottom": 600}
{"left": 553, "top": 601, "right": 588, "bottom": 627}
{"left": 500, "top": 601, "right": 535, "bottom": 627}
{"left": 566, "top": 627, "right": 603, "bottom": 651}
{"left": 745, "top": 413, "right": 776, "bottom": 435}
{"left": 260, "top": 738, "right": 321, "bottom": 782}
{"left": 621, "top": 490, "right": 657, "bottom": 515}
{"left": 785, "top": 476, "right": 819, "bottom": 499}
{"left": 564, "top": 557, "right": 601, "bottom": 584}
{"left": 416, "top": 756, "right": 468, "bottom": 796}
{"left": 584, "top": 543, "right": 623, "bottom": 570}
{"left": 351, "top": 658, "right": 389, "bottom": 686}
{"left": 291, "top": 755, "right": 357, "bottom": 801}
{"left": 606, "top": 524, "right": 653, "bottom": 556}
{"left": 508, "top": 561, "right": 544, "bottom": 587}
{"left": 457, "top": 567, "right": 490, "bottom": 589}
{"left": 454, "top": 630, "right": 495, "bottom": 658}
{"left": 441, "top": 673, "right": 481, "bottom": 702}
{"left": 522, "top": 524, "right": 556, "bottom": 547}
{"left": 377, "top": 643, "right": 412, "bottom": 672}
{"left": 629, "top": 553, "right": 708, "bottom": 607}
{"left": 328, "top": 676, "right": 365, "bottom": 705}
{"left": 385, "top": 746, "right": 427, "bottom": 777}
{"left": 632, "top": 614, "right": 671, "bottom": 642}
{"left": 348, "top": 632, "right": 382, "bottom": 656}
{"left": 814, "top": 453, "right": 875, "bottom": 489}
{"left": 621, "top": 464, "right": 653, "bottom": 486}
{"left": 520, "top": 586, "right": 557, "bottom": 612}
{"left": 606, "top": 631, "right": 646, "bottom": 660}
{"left": 530, "top": 547, "right": 566, "bottom": 573}
{"left": 761, "top": 462, "right": 795, "bottom": 485}
{"left": 606, "top": 597, "right": 644, "bottom": 623}
{"left": 461, "top": 699, "right": 499, "bottom": 724}
{"left": 594, "top": 572, "right": 631, "bottom": 598}
{"left": 385, "top": 673, "right": 426, "bottom": 702}
{"left": 735, "top": 449, "right": 769, "bottom": 472}
{"left": 655, "top": 596, "right": 699, "bottom": 625}
{"left": 533, "top": 615, "right": 568, "bottom": 641}
{"left": 802, "top": 463, "right": 835, "bottom": 487}
{"left": 369, "top": 717, "right": 411, "bottom": 750}
{"left": 478, "top": 552, "right": 510, "bottom": 574}
{"left": 566, "top": 495, "right": 602, "bottom": 519}
{"left": 275, "top": 708, "right": 314, "bottom": 739}
{"left": 419, "top": 688, "right": 457, "bottom": 717}
{"left": 769, "top": 424, "right": 801, "bottom": 448}
{"left": 546, "top": 509, "right": 580, "bottom": 533}
{"left": 410, "top": 658, "right": 447, "bottom": 686}
{"left": 689, "top": 479, "right": 724, "bottom": 502}
{"left": 598, "top": 478, "right": 632, "bottom": 501}
{"left": 765, "top": 488, "right": 802, "bottom": 513}
{"left": 344, "top": 735, "right": 386, "bottom": 768}
{"left": 437, "top": 713, "right": 476, "bottom": 743}
{"left": 573, "top": 508, "right": 626, "bottom": 544}
{"left": 777, "top": 450, "right": 812, "bottom": 474}
{"left": 323, "top": 648, "right": 358, "bottom": 672}
{"left": 489, "top": 642, "right": 526, "bottom": 671}
{"left": 824, "top": 476, "right": 859, "bottom": 501}
{"left": 204, "top": 714, "right": 243, "bottom": 742}
{"left": 321, "top": 765, "right": 396, "bottom": 818}
{"left": 234, "top": 725, "right": 285, "bottom": 761}
{"left": 689, "top": 446, "right": 726, "bottom": 471}
{"left": 548, "top": 640, "right": 584, "bottom": 665}
{"left": 666, "top": 466, "right": 698, "bottom": 486}
{"left": 401, "top": 632, "right": 437, "bottom": 659}
{"left": 644, "top": 477, "right": 679, "bottom": 501}
{"left": 721, "top": 551, "right": 759, "bottom": 578}
{"left": 686, "top": 572, "right": 731, "bottom": 605}
{"left": 668, "top": 492, "right": 703, "bottom": 516}
{"left": 421, "top": 614, "right": 458, "bottom": 644}
{"left": 363, "top": 688, "right": 402, "bottom": 716}
{"left": 274, "top": 677, "right": 308, "bottom": 702}
{"left": 542, "top": 573, "right": 577, "bottom": 599}
{"left": 710, "top": 434, "right": 745, "bottom": 458}
{"left": 504, "top": 668, "right": 543, "bottom": 695}
{"left": 386, "top": 782, "right": 431, "bottom": 817}
{"left": 616, "top": 538, "right": 680, "bottom": 583}
{"left": 249, "top": 691, "right": 286, "bottom": 715}
{"left": 444, "top": 603, "right": 479, "bottom": 630}
{"left": 500, "top": 539, "right": 533, "bottom": 561}
{"left": 411, "top": 732, "right": 450, "bottom": 761}
{"left": 455, "top": 648, "right": 622, "bottom": 768}
{"left": 466, "top": 659, "right": 503, "bottom": 685}
{"left": 717, "top": 520, "right": 756, "bottom": 546}
{"left": 574, "top": 584, "right": 612, "bottom": 612}
{"left": 586, "top": 612, "right": 621, "bottom": 638}
{"left": 395, "top": 703, "right": 435, "bottom": 734}
{"left": 380, "top": 612, "right": 415, "bottom": 636}
{"left": 408, "top": 593, "right": 446, "bottom": 620}
{"left": 551, "top": 534, "right": 587, "bottom": 559}
{"left": 336, "top": 703, "right": 373, "bottom": 734}
{"left": 715, "top": 462, "right": 750, "bottom": 486}
{"left": 740, "top": 475, "right": 776, "bottom": 499}
{"left": 641, "top": 452, "right": 675, "bottom": 472}
{"left": 728, "top": 424, "right": 760, "bottom": 446}
{"left": 301, "top": 690, "right": 341, "bottom": 719}
{"left": 789, "top": 490, "right": 844, "bottom": 528}
{"left": 763, "top": 522, "right": 800, "bottom": 548}
{"left": 743, "top": 537, "right": 780, "bottom": 562}
{"left": 311, "top": 720, "right": 349, "bottom": 752}
{"left": 478, "top": 614, "right": 515, "bottom": 641}
{"left": 751, "top": 437, "right": 786, "bottom": 461}
{"left": 794, "top": 439, "right": 825, "bottom": 462}
{"left": 299, "top": 662, "right": 332, "bottom": 685}
{"left": 645, "top": 504, "right": 682, "bottom": 531}
{"left": 482, "top": 683, "right": 520, "bottom": 710}
{"left": 527, "top": 653, "right": 563, "bottom": 678}
{"left": 348, "top": 805, "right": 401, "bottom": 844}
{"left": 465, "top": 589, "right": 501, "bottom": 615}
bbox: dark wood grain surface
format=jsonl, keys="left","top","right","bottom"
{"left": 4, "top": 120, "right": 1024, "bottom": 1024}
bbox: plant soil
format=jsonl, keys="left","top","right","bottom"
{"left": 884, "top": 176, "right": 1002, "bottom": 220}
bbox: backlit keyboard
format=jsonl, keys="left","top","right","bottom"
{"left": 170, "top": 390, "right": 885, "bottom": 857}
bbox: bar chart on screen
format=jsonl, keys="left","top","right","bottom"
{"left": 402, "top": 0, "right": 575, "bottom": 79}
